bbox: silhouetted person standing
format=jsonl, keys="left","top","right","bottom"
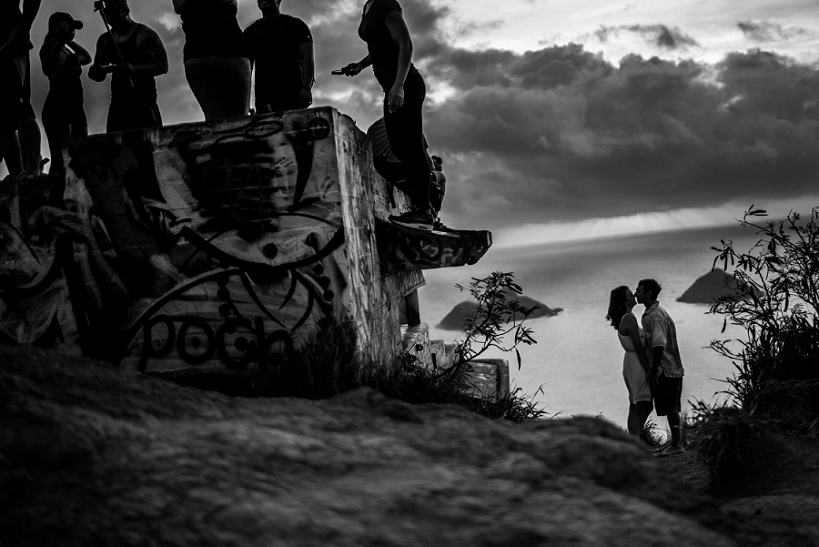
{"left": 340, "top": 0, "right": 435, "bottom": 230}
{"left": 635, "top": 278, "right": 686, "bottom": 456}
{"left": 40, "top": 12, "right": 91, "bottom": 173}
{"left": 0, "top": 0, "right": 42, "bottom": 178}
{"left": 88, "top": 0, "right": 168, "bottom": 132}
{"left": 243, "top": 0, "right": 314, "bottom": 113}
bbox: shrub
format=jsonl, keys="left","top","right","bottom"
{"left": 156, "top": 272, "right": 545, "bottom": 422}
{"left": 708, "top": 206, "right": 819, "bottom": 433}
{"left": 689, "top": 401, "right": 762, "bottom": 487}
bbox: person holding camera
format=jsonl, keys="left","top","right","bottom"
{"left": 88, "top": 0, "right": 168, "bottom": 132}
{"left": 173, "top": 0, "right": 250, "bottom": 122}
{"left": 0, "top": 0, "right": 42, "bottom": 179}
{"left": 39, "top": 12, "right": 91, "bottom": 174}
{"left": 243, "top": 0, "right": 314, "bottom": 113}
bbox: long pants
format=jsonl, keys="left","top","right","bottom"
{"left": 186, "top": 56, "right": 251, "bottom": 121}
{"left": 383, "top": 70, "right": 431, "bottom": 210}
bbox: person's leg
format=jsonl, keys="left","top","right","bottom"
{"left": 627, "top": 403, "right": 640, "bottom": 436}
{"left": 18, "top": 116, "right": 42, "bottom": 174}
{"left": 18, "top": 54, "right": 40, "bottom": 174}
{"left": 0, "top": 56, "right": 24, "bottom": 177}
{"left": 0, "top": 130, "right": 23, "bottom": 177}
{"left": 384, "top": 71, "right": 431, "bottom": 213}
{"left": 187, "top": 57, "right": 251, "bottom": 122}
{"left": 655, "top": 376, "right": 685, "bottom": 456}
{"left": 668, "top": 410, "right": 683, "bottom": 448}
{"left": 628, "top": 400, "right": 653, "bottom": 437}
{"left": 44, "top": 123, "right": 69, "bottom": 174}
{"left": 636, "top": 400, "right": 653, "bottom": 433}
{"left": 217, "top": 57, "right": 250, "bottom": 119}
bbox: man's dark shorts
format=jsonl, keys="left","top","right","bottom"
{"left": 0, "top": 53, "right": 36, "bottom": 131}
{"left": 654, "top": 375, "right": 683, "bottom": 416}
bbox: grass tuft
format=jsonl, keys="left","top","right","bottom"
{"left": 153, "top": 318, "right": 546, "bottom": 422}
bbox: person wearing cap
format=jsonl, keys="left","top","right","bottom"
{"left": 0, "top": 0, "right": 43, "bottom": 179}
{"left": 88, "top": 0, "right": 168, "bottom": 132}
{"left": 243, "top": 0, "right": 315, "bottom": 113}
{"left": 40, "top": 12, "right": 91, "bottom": 174}
{"left": 173, "top": 0, "right": 250, "bottom": 122}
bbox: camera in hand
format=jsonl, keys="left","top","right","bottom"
{"left": 332, "top": 65, "right": 356, "bottom": 76}
{"left": 93, "top": 1, "right": 106, "bottom": 12}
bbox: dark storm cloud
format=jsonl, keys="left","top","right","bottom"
{"left": 421, "top": 45, "right": 819, "bottom": 224}
{"left": 737, "top": 21, "right": 812, "bottom": 43}
{"left": 595, "top": 24, "right": 699, "bottom": 50}
{"left": 16, "top": 1, "right": 819, "bottom": 229}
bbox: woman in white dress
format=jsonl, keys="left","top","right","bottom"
{"left": 606, "top": 285, "right": 654, "bottom": 436}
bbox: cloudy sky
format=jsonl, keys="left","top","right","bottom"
{"left": 12, "top": 0, "right": 819, "bottom": 245}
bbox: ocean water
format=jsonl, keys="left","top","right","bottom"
{"left": 419, "top": 224, "right": 762, "bottom": 429}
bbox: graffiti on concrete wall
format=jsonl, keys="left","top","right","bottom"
{"left": 0, "top": 110, "right": 349, "bottom": 372}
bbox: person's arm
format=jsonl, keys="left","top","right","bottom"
{"left": 88, "top": 34, "right": 115, "bottom": 82}
{"left": 339, "top": 54, "right": 371, "bottom": 76}
{"left": 40, "top": 33, "right": 65, "bottom": 78}
{"left": 622, "top": 314, "right": 651, "bottom": 376}
{"left": 0, "top": 0, "right": 42, "bottom": 58}
{"left": 71, "top": 41, "right": 92, "bottom": 66}
{"left": 384, "top": 10, "right": 412, "bottom": 113}
{"left": 648, "top": 316, "right": 666, "bottom": 383}
{"left": 127, "top": 27, "right": 169, "bottom": 76}
{"left": 297, "top": 41, "right": 315, "bottom": 107}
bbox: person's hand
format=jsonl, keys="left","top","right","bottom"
{"left": 339, "top": 62, "right": 361, "bottom": 76}
{"left": 56, "top": 22, "right": 73, "bottom": 43}
{"left": 386, "top": 83, "right": 404, "bottom": 113}
{"left": 297, "top": 87, "right": 313, "bottom": 108}
{"left": 0, "top": 27, "right": 29, "bottom": 59}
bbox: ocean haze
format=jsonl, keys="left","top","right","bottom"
{"left": 420, "top": 223, "right": 763, "bottom": 429}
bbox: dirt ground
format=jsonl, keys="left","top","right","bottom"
{"left": 655, "top": 431, "right": 819, "bottom": 546}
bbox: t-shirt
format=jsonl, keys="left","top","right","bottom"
{"left": 243, "top": 15, "right": 312, "bottom": 107}
{"left": 358, "top": 0, "right": 417, "bottom": 92}
{"left": 180, "top": 0, "right": 246, "bottom": 61}
{"left": 98, "top": 24, "right": 158, "bottom": 108}
{"left": 641, "top": 302, "right": 685, "bottom": 378}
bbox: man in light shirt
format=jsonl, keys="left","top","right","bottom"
{"left": 635, "top": 278, "right": 685, "bottom": 456}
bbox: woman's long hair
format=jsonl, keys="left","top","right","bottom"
{"left": 605, "top": 285, "right": 629, "bottom": 331}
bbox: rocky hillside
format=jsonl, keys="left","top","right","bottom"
{"left": 0, "top": 345, "right": 752, "bottom": 546}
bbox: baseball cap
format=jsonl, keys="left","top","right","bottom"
{"left": 48, "top": 12, "right": 84, "bottom": 31}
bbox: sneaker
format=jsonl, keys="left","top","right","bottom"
{"left": 432, "top": 219, "right": 456, "bottom": 233}
{"left": 389, "top": 208, "right": 434, "bottom": 230}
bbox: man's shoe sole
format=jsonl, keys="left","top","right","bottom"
{"left": 390, "top": 218, "right": 434, "bottom": 231}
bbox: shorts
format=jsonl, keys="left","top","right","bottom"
{"left": 654, "top": 375, "right": 683, "bottom": 416}
{"left": 43, "top": 94, "right": 87, "bottom": 128}
{"left": 107, "top": 102, "right": 162, "bottom": 133}
{"left": 0, "top": 53, "right": 35, "bottom": 130}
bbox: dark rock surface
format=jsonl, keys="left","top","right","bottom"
{"left": 677, "top": 269, "right": 747, "bottom": 304}
{"left": 1, "top": 345, "right": 739, "bottom": 546}
{"left": 436, "top": 294, "right": 563, "bottom": 331}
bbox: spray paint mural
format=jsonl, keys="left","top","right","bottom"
{"left": 0, "top": 108, "right": 396, "bottom": 373}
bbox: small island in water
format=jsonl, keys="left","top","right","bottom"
{"left": 436, "top": 293, "right": 563, "bottom": 331}
{"left": 677, "top": 268, "right": 751, "bottom": 304}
